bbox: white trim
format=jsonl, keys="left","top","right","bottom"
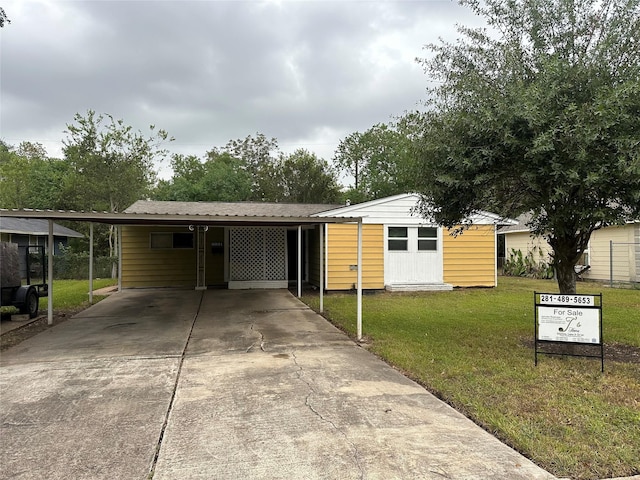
{"left": 319, "top": 224, "right": 324, "bottom": 313}
{"left": 47, "top": 220, "right": 53, "bottom": 326}
{"left": 357, "top": 219, "right": 363, "bottom": 341}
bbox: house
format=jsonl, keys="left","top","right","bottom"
{"left": 0, "top": 217, "right": 83, "bottom": 255}
{"left": 120, "top": 194, "right": 509, "bottom": 291}
{"left": 499, "top": 213, "right": 640, "bottom": 284}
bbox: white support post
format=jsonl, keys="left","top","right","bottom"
{"left": 357, "top": 219, "right": 363, "bottom": 341}
{"left": 319, "top": 224, "right": 324, "bottom": 313}
{"left": 117, "top": 226, "right": 122, "bottom": 292}
{"left": 297, "top": 225, "right": 302, "bottom": 298}
{"left": 47, "top": 220, "right": 54, "bottom": 325}
{"left": 89, "top": 222, "right": 94, "bottom": 303}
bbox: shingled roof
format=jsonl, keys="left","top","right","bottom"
{"left": 0, "top": 217, "right": 84, "bottom": 237}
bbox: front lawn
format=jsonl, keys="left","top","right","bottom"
{"left": 301, "top": 277, "right": 640, "bottom": 480}
{"left": 39, "top": 278, "right": 118, "bottom": 310}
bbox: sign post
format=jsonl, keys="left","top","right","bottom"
{"left": 534, "top": 292, "right": 604, "bottom": 372}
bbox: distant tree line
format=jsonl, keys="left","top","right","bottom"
{"left": 0, "top": 111, "right": 419, "bottom": 257}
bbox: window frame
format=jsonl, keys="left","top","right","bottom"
{"left": 150, "top": 232, "right": 194, "bottom": 250}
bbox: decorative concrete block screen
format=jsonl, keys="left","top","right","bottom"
{"left": 229, "top": 228, "right": 286, "bottom": 282}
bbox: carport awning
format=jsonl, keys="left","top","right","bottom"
{"left": 1, "top": 206, "right": 366, "bottom": 342}
{"left": 0, "top": 209, "right": 359, "bottom": 226}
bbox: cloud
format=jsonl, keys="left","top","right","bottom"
{"left": 0, "top": 0, "right": 481, "bottom": 175}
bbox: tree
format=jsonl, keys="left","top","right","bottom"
{"left": 334, "top": 120, "right": 418, "bottom": 202}
{"left": 223, "top": 133, "right": 280, "bottom": 201}
{"left": 152, "top": 151, "right": 252, "bottom": 202}
{"left": 414, "top": 0, "right": 640, "bottom": 294}
{"left": 276, "top": 149, "right": 341, "bottom": 203}
{"left": 62, "top": 110, "right": 172, "bottom": 256}
{"left": 0, "top": 141, "right": 70, "bottom": 209}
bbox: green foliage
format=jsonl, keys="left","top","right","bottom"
{"left": 153, "top": 152, "right": 252, "bottom": 202}
{"left": 222, "top": 133, "right": 280, "bottom": 201}
{"left": 153, "top": 137, "right": 341, "bottom": 204}
{"left": 274, "top": 149, "right": 341, "bottom": 203}
{"left": 334, "top": 119, "right": 418, "bottom": 201}
{"left": 0, "top": 141, "right": 71, "bottom": 209}
{"left": 61, "top": 110, "right": 172, "bottom": 213}
{"left": 503, "top": 248, "right": 554, "bottom": 279}
{"left": 413, "top": 0, "right": 640, "bottom": 294}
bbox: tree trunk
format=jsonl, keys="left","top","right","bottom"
{"left": 549, "top": 236, "right": 579, "bottom": 294}
{"left": 555, "top": 256, "right": 576, "bottom": 294}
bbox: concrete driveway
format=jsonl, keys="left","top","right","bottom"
{"left": 1, "top": 289, "right": 556, "bottom": 479}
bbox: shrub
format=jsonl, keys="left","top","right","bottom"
{"left": 503, "top": 247, "right": 554, "bottom": 279}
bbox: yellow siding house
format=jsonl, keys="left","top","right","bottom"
{"left": 119, "top": 195, "right": 508, "bottom": 291}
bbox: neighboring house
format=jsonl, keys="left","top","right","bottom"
{"left": 121, "top": 194, "right": 509, "bottom": 291}
{"left": 0, "top": 217, "right": 84, "bottom": 255}
{"left": 499, "top": 213, "right": 640, "bottom": 284}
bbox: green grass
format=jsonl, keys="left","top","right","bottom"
{"left": 39, "top": 278, "right": 118, "bottom": 310}
{"left": 302, "top": 277, "right": 640, "bottom": 480}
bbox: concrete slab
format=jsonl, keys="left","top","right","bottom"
{"left": 0, "top": 288, "right": 559, "bottom": 480}
{"left": 155, "top": 289, "right": 555, "bottom": 480}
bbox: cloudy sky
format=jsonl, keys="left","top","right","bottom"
{"left": 1, "top": 0, "right": 481, "bottom": 178}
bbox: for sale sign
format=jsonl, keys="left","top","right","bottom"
{"left": 537, "top": 306, "right": 600, "bottom": 343}
{"left": 534, "top": 292, "right": 604, "bottom": 371}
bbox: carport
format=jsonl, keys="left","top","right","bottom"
{"left": 0, "top": 207, "right": 366, "bottom": 339}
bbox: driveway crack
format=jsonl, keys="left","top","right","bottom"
{"left": 246, "top": 324, "right": 265, "bottom": 352}
{"left": 291, "top": 351, "right": 364, "bottom": 479}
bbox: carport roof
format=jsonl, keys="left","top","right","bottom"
{"left": 0, "top": 200, "right": 359, "bottom": 226}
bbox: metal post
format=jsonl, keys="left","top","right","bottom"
{"left": 610, "top": 240, "right": 613, "bottom": 288}
{"left": 297, "top": 225, "right": 302, "bottom": 298}
{"left": 89, "top": 222, "right": 94, "bottom": 303}
{"left": 357, "top": 219, "right": 363, "bottom": 341}
{"left": 47, "top": 220, "right": 54, "bottom": 325}
{"left": 118, "top": 226, "right": 122, "bottom": 292}
{"left": 319, "top": 224, "right": 324, "bottom": 313}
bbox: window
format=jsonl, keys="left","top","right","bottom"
{"left": 418, "top": 227, "right": 438, "bottom": 251}
{"left": 150, "top": 232, "right": 194, "bottom": 249}
{"left": 388, "top": 227, "right": 408, "bottom": 251}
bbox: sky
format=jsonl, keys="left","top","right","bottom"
{"left": 0, "top": 0, "right": 482, "bottom": 179}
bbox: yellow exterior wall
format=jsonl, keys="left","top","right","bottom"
{"left": 121, "top": 226, "right": 196, "bottom": 287}
{"left": 326, "top": 224, "right": 384, "bottom": 290}
{"left": 443, "top": 225, "right": 496, "bottom": 287}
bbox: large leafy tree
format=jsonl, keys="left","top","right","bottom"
{"left": 223, "top": 133, "right": 280, "bottom": 201}
{"left": 414, "top": 0, "right": 640, "bottom": 294}
{"left": 334, "top": 120, "right": 417, "bottom": 203}
{"left": 275, "top": 149, "right": 341, "bottom": 204}
{"left": 0, "top": 141, "right": 70, "bottom": 209}
{"left": 153, "top": 151, "right": 252, "bottom": 202}
{"left": 62, "top": 110, "right": 172, "bottom": 256}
